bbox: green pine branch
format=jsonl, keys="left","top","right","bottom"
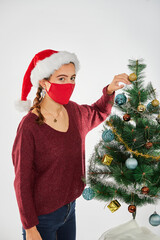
{"left": 86, "top": 58, "right": 160, "bottom": 216}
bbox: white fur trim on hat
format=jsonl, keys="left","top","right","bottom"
{"left": 31, "top": 51, "right": 80, "bottom": 88}
{"left": 14, "top": 99, "right": 32, "bottom": 112}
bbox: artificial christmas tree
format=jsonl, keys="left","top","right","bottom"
{"left": 82, "top": 59, "right": 160, "bottom": 239}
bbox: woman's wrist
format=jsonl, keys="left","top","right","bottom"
{"left": 26, "top": 226, "right": 37, "bottom": 232}
{"left": 106, "top": 85, "right": 114, "bottom": 95}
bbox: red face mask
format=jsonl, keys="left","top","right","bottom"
{"left": 46, "top": 82, "right": 75, "bottom": 105}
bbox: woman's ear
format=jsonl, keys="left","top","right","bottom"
{"left": 39, "top": 79, "right": 46, "bottom": 88}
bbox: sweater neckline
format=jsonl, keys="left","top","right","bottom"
{"left": 28, "top": 103, "right": 70, "bottom": 134}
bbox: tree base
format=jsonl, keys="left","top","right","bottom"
{"left": 98, "top": 219, "right": 160, "bottom": 240}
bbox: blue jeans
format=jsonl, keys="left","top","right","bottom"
{"left": 22, "top": 200, "right": 76, "bottom": 240}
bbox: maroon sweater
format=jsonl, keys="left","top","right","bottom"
{"left": 12, "top": 84, "right": 115, "bottom": 230}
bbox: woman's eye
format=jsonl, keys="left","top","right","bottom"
{"left": 58, "top": 77, "right": 75, "bottom": 81}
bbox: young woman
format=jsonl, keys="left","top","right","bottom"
{"left": 12, "top": 49, "right": 131, "bottom": 240}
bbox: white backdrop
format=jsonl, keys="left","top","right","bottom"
{"left": 0, "top": 0, "right": 160, "bottom": 239}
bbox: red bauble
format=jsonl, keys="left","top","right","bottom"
{"left": 141, "top": 186, "right": 149, "bottom": 194}
{"left": 128, "top": 205, "right": 136, "bottom": 213}
{"left": 145, "top": 141, "right": 153, "bottom": 149}
{"left": 123, "top": 114, "right": 131, "bottom": 121}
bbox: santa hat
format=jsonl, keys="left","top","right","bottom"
{"left": 15, "top": 49, "right": 80, "bottom": 112}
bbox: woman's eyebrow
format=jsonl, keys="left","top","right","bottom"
{"left": 56, "top": 74, "right": 76, "bottom": 78}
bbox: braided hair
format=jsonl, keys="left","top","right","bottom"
{"left": 29, "top": 76, "right": 50, "bottom": 125}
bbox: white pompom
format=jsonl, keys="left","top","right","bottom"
{"left": 14, "top": 99, "right": 32, "bottom": 112}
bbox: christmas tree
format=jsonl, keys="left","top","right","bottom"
{"left": 82, "top": 59, "right": 160, "bottom": 227}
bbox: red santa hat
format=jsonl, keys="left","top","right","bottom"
{"left": 15, "top": 49, "right": 80, "bottom": 112}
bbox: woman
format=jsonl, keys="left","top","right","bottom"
{"left": 12, "top": 49, "right": 131, "bottom": 240}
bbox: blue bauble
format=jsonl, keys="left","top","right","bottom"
{"left": 82, "top": 187, "right": 95, "bottom": 200}
{"left": 149, "top": 211, "right": 160, "bottom": 226}
{"left": 147, "top": 102, "right": 159, "bottom": 113}
{"left": 102, "top": 129, "right": 114, "bottom": 142}
{"left": 115, "top": 93, "right": 127, "bottom": 105}
{"left": 125, "top": 157, "right": 138, "bottom": 170}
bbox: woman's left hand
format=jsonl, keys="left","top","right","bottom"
{"left": 107, "top": 73, "right": 132, "bottom": 94}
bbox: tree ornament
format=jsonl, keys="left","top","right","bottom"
{"left": 107, "top": 200, "right": 121, "bottom": 213}
{"left": 102, "top": 129, "right": 114, "bottom": 142}
{"left": 141, "top": 186, "right": 150, "bottom": 195}
{"left": 149, "top": 211, "right": 160, "bottom": 226}
{"left": 151, "top": 99, "right": 159, "bottom": 107}
{"left": 145, "top": 140, "right": 153, "bottom": 149}
{"left": 102, "top": 154, "right": 113, "bottom": 166}
{"left": 123, "top": 113, "right": 131, "bottom": 121}
{"left": 137, "top": 103, "right": 146, "bottom": 112}
{"left": 115, "top": 93, "right": 127, "bottom": 105}
{"left": 128, "top": 205, "right": 136, "bottom": 213}
{"left": 82, "top": 187, "right": 95, "bottom": 200}
{"left": 147, "top": 102, "right": 159, "bottom": 113}
{"left": 128, "top": 73, "right": 137, "bottom": 82}
{"left": 156, "top": 114, "right": 160, "bottom": 124}
{"left": 125, "top": 156, "right": 138, "bottom": 170}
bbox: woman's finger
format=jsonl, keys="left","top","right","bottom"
{"left": 114, "top": 74, "right": 130, "bottom": 82}
{"left": 114, "top": 77, "right": 131, "bottom": 85}
{"left": 115, "top": 75, "right": 130, "bottom": 81}
{"left": 116, "top": 73, "right": 129, "bottom": 78}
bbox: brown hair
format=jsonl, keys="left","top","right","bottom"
{"left": 29, "top": 76, "right": 50, "bottom": 125}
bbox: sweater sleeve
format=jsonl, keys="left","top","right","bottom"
{"left": 11, "top": 122, "right": 39, "bottom": 230}
{"left": 79, "top": 84, "right": 115, "bottom": 134}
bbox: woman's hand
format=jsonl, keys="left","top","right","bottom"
{"left": 107, "top": 73, "right": 132, "bottom": 94}
{"left": 26, "top": 226, "right": 43, "bottom": 240}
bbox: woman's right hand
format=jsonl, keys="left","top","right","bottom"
{"left": 26, "top": 226, "right": 43, "bottom": 240}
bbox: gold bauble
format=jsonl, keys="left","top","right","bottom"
{"left": 107, "top": 200, "right": 121, "bottom": 213}
{"left": 102, "top": 154, "right": 113, "bottom": 166}
{"left": 137, "top": 104, "right": 146, "bottom": 112}
{"left": 151, "top": 99, "right": 159, "bottom": 107}
{"left": 129, "top": 73, "right": 137, "bottom": 82}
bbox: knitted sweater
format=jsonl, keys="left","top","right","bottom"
{"left": 12, "top": 84, "right": 115, "bottom": 230}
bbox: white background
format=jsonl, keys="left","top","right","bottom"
{"left": 0, "top": 0, "right": 160, "bottom": 239}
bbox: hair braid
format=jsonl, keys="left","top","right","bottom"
{"left": 29, "top": 83, "right": 45, "bottom": 125}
